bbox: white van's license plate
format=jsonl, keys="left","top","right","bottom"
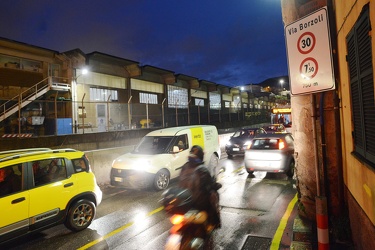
{"left": 114, "top": 177, "right": 123, "bottom": 182}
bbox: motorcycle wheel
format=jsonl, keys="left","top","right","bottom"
{"left": 180, "top": 225, "right": 207, "bottom": 250}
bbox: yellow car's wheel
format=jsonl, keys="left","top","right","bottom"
{"left": 65, "top": 199, "right": 96, "bottom": 231}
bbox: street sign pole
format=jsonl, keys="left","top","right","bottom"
{"left": 285, "top": 6, "right": 333, "bottom": 249}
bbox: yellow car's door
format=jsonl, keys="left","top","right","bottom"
{"left": 0, "top": 191, "right": 30, "bottom": 237}
{"left": 28, "top": 174, "right": 78, "bottom": 225}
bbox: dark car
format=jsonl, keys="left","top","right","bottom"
{"left": 244, "top": 133, "right": 295, "bottom": 177}
{"left": 262, "top": 124, "right": 287, "bottom": 134}
{"left": 225, "top": 127, "right": 267, "bottom": 158}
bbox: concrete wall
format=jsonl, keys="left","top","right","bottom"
{"left": 85, "top": 146, "right": 134, "bottom": 186}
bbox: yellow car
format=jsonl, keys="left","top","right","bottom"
{"left": 0, "top": 148, "right": 102, "bottom": 244}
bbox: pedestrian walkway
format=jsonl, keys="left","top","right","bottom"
{"left": 290, "top": 214, "right": 354, "bottom": 250}
{"left": 290, "top": 215, "right": 316, "bottom": 249}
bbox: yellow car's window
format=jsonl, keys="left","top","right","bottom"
{"left": 0, "top": 164, "right": 22, "bottom": 197}
{"left": 32, "top": 158, "right": 67, "bottom": 187}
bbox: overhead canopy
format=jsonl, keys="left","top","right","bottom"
{"left": 85, "top": 51, "right": 141, "bottom": 77}
{"left": 141, "top": 65, "right": 175, "bottom": 84}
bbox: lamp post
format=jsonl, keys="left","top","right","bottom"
{"left": 72, "top": 68, "right": 88, "bottom": 133}
{"left": 279, "top": 79, "right": 285, "bottom": 93}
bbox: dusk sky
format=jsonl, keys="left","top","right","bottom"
{"left": 0, "top": 0, "right": 288, "bottom": 87}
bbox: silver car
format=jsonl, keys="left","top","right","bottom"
{"left": 244, "top": 133, "right": 295, "bottom": 177}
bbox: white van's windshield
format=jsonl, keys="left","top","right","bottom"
{"left": 133, "top": 136, "right": 174, "bottom": 155}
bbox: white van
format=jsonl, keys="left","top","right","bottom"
{"left": 110, "top": 125, "right": 221, "bottom": 190}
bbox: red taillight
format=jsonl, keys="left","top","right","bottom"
{"left": 170, "top": 214, "right": 184, "bottom": 225}
{"left": 278, "top": 140, "right": 285, "bottom": 150}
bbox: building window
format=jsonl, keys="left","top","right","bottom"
{"left": 168, "top": 85, "right": 188, "bottom": 108}
{"left": 140, "top": 92, "right": 158, "bottom": 104}
{"left": 233, "top": 96, "right": 241, "bottom": 110}
{"left": 0, "top": 54, "right": 42, "bottom": 72}
{"left": 49, "top": 64, "right": 60, "bottom": 76}
{"left": 90, "top": 87, "right": 118, "bottom": 101}
{"left": 347, "top": 4, "right": 375, "bottom": 167}
{"left": 209, "top": 92, "right": 221, "bottom": 110}
{"left": 195, "top": 98, "right": 204, "bottom": 107}
{"left": 224, "top": 101, "right": 230, "bottom": 108}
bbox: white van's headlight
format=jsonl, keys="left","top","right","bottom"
{"left": 112, "top": 159, "right": 123, "bottom": 169}
{"left": 136, "top": 159, "right": 152, "bottom": 171}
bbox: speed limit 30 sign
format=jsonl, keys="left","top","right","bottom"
{"left": 285, "top": 7, "right": 335, "bottom": 95}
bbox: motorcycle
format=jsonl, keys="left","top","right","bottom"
{"left": 160, "top": 168, "right": 224, "bottom": 250}
{"left": 161, "top": 188, "right": 209, "bottom": 250}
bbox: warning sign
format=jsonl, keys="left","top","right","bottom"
{"left": 285, "top": 7, "right": 335, "bottom": 95}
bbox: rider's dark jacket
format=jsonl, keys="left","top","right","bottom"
{"left": 178, "top": 155, "right": 221, "bottom": 227}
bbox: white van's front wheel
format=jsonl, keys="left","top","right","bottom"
{"left": 154, "top": 169, "right": 170, "bottom": 190}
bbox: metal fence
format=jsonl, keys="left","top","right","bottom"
{"left": 1, "top": 99, "right": 272, "bottom": 137}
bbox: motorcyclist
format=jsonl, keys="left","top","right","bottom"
{"left": 178, "top": 145, "right": 221, "bottom": 230}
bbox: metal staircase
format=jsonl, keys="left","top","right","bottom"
{"left": 0, "top": 77, "right": 69, "bottom": 123}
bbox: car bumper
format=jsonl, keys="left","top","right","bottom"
{"left": 225, "top": 147, "right": 245, "bottom": 155}
{"left": 245, "top": 159, "right": 287, "bottom": 172}
{"left": 95, "top": 186, "right": 103, "bottom": 205}
{"left": 244, "top": 153, "right": 290, "bottom": 172}
{"left": 110, "top": 168, "right": 155, "bottom": 189}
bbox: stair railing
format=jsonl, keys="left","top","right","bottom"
{"left": 0, "top": 77, "right": 51, "bottom": 123}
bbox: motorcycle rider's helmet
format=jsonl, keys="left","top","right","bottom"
{"left": 161, "top": 187, "right": 193, "bottom": 215}
{"left": 188, "top": 145, "right": 204, "bottom": 164}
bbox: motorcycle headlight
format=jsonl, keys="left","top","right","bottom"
{"left": 170, "top": 214, "right": 185, "bottom": 225}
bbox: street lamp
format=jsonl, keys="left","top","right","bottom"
{"left": 279, "top": 79, "right": 285, "bottom": 92}
{"left": 81, "top": 68, "right": 88, "bottom": 75}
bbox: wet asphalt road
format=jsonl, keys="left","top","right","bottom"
{"left": 4, "top": 154, "right": 298, "bottom": 250}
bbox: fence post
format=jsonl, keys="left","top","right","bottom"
{"left": 82, "top": 93, "right": 86, "bottom": 134}
{"left": 219, "top": 102, "right": 221, "bottom": 123}
{"left": 18, "top": 95, "right": 21, "bottom": 135}
{"left": 207, "top": 101, "right": 210, "bottom": 124}
{"left": 188, "top": 99, "right": 191, "bottom": 125}
{"left": 128, "top": 96, "right": 132, "bottom": 129}
{"left": 107, "top": 95, "right": 111, "bottom": 131}
{"left": 162, "top": 98, "right": 166, "bottom": 128}
{"left": 175, "top": 99, "right": 178, "bottom": 126}
{"left": 55, "top": 91, "right": 58, "bottom": 136}
{"left": 146, "top": 101, "right": 149, "bottom": 128}
{"left": 198, "top": 100, "right": 201, "bottom": 124}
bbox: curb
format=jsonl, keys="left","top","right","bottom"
{"left": 290, "top": 215, "right": 316, "bottom": 250}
